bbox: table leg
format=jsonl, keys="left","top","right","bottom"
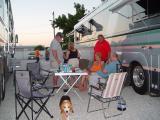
{"left": 56, "top": 76, "right": 71, "bottom": 93}
{"left": 65, "top": 75, "right": 81, "bottom": 95}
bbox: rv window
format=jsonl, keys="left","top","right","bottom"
{"left": 76, "top": 25, "right": 92, "bottom": 36}
{"left": 76, "top": 37, "right": 79, "bottom": 41}
{"left": 89, "top": 19, "right": 103, "bottom": 31}
{"left": 75, "top": 31, "right": 82, "bottom": 42}
{"left": 137, "top": 0, "right": 160, "bottom": 15}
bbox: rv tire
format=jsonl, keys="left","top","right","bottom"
{"left": 131, "top": 64, "right": 148, "bottom": 95}
{"left": 0, "top": 74, "right": 5, "bottom": 100}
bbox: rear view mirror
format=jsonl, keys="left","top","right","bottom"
{"left": 15, "top": 34, "right": 18, "bottom": 43}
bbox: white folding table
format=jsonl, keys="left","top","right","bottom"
{"left": 54, "top": 71, "right": 88, "bottom": 98}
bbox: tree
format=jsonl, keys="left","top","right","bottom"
{"left": 55, "top": 3, "right": 85, "bottom": 35}
{"left": 53, "top": 3, "right": 86, "bottom": 49}
{"left": 34, "top": 45, "right": 45, "bottom": 50}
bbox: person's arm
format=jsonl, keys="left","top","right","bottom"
{"left": 101, "top": 61, "right": 104, "bottom": 70}
{"left": 103, "top": 62, "right": 110, "bottom": 74}
{"left": 66, "top": 50, "right": 70, "bottom": 60}
{"left": 96, "top": 64, "right": 109, "bottom": 78}
{"left": 51, "top": 48, "right": 61, "bottom": 64}
{"left": 102, "top": 68, "right": 108, "bottom": 74}
{"left": 77, "top": 50, "right": 80, "bottom": 59}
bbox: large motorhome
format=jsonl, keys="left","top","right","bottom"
{"left": 73, "top": 0, "right": 160, "bottom": 95}
{"left": 0, "top": 0, "right": 17, "bottom": 103}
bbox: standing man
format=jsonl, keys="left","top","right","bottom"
{"left": 50, "top": 32, "right": 64, "bottom": 86}
{"left": 94, "top": 34, "right": 111, "bottom": 62}
{"left": 35, "top": 49, "right": 40, "bottom": 63}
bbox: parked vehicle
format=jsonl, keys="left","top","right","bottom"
{"left": 72, "top": 0, "right": 160, "bottom": 95}
{"left": 0, "top": 0, "right": 18, "bottom": 103}
{"left": 28, "top": 52, "right": 36, "bottom": 60}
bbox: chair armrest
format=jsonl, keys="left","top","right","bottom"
{"left": 32, "top": 83, "right": 54, "bottom": 91}
{"left": 40, "top": 68, "right": 52, "bottom": 73}
{"left": 89, "top": 85, "right": 104, "bottom": 99}
{"left": 98, "top": 82, "right": 106, "bottom": 90}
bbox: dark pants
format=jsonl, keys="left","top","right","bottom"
{"left": 36, "top": 57, "right": 39, "bottom": 63}
{"left": 45, "top": 57, "right": 49, "bottom": 61}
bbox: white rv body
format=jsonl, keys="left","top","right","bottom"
{"left": 74, "top": 0, "right": 160, "bottom": 95}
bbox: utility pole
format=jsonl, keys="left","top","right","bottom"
{"left": 52, "top": 11, "right": 55, "bottom": 37}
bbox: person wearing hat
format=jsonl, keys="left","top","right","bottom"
{"left": 50, "top": 32, "right": 64, "bottom": 87}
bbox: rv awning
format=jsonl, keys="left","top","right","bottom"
{"left": 109, "top": 0, "right": 139, "bottom": 12}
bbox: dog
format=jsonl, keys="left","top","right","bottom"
{"left": 59, "top": 95, "right": 74, "bottom": 120}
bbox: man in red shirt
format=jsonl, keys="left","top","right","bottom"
{"left": 94, "top": 34, "right": 111, "bottom": 62}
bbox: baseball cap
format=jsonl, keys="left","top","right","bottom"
{"left": 56, "top": 32, "right": 64, "bottom": 38}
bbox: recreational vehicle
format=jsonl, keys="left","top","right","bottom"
{"left": 0, "top": 0, "right": 17, "bottom": 103}
{"left": 73, "top": 0, "right": 160, "bottom": 95}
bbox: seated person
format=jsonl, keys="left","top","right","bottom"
{"left": 89, "top": 53, "right": 120, "bottom": 87}
{"left": 63, "top": 51, "right": 68, "bottom": 63}
{"left": 79, "top": 52, "right": 104, "bottom": 91}
{"left": 66, "top": 42, "right": 80, "bottom": 68}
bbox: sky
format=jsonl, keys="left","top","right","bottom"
{"left": 11, "top": 0, "right": 102, "bottom": 47}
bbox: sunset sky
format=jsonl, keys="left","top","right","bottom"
{"left": 11, "top": 0, "right": 101, "bottom": 47}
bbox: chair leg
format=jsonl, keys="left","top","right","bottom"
{"left": 39, "top": 99, "right": 52, "bottom": 115}
{"left": 34, "top": 97, "right": 53, "bottom": 120}
{"left": 87, "top": 93, "right": 92, "bottom": 112}
{"left": 87, "top": 86, "right": 93, "bottom": 113}
{"left": 17, "top": 97, "right": 31, "bottom": 120}
{"left": 34, "top": 99, "right": 53, "bottom": 118}
{"left": 15, "top": 95, "right": 18, "bottom": 120}
{"left": 31, "top": 99, "right": 33, "bottom": 120}
{"left": 19, "top": 96, "right": 37, "bottom": 113}
{"left": 102, "top": 101, "right": 123, "bottom": 119}
{"left": 102, "top": 102, "right": 110, "bottom": 119}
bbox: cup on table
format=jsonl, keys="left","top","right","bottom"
{"left": 69, "top": 64, "right": 72, "bottom": 72}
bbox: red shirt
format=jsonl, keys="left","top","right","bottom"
{"left": 94, "top": 39, "right": 111, "bottom": 61}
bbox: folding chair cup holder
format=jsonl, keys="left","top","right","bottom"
{"left": 14, "top": 70, "right": 54, "bottom": 120}
{"left": 87, "top": 72, "right": 127, "bottom": 119}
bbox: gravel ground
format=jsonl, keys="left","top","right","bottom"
{"left": 0, "top": 59, "right": 160, "bottom": 120}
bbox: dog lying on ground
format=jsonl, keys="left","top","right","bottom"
{"left": 59, "top": 95, "right": 74, "bottom": 120}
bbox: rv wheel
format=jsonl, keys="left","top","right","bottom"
{"left": 1, "top": 74, "right": 5, "bottom": 100}
{"left": 0, "top": 74, "right": 2, "bottom": 103}
{"left": 131, "top": 64, "right": 148, "bottom": 95}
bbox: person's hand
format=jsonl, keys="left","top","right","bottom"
{"left": 102, "top": 69, "right": 107, "bottom": 74}
{"left": 87, "top": 69, "right": 91, "bottom": 75}
{"left": 57, "top": 59, "right": 61, "bottom": 65}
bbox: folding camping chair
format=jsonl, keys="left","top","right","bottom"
{"left": 79, "top": 59, "right": 90, "bottom": 70}
{"left": 14, "top": 70, "right": 54, "bottom": 120}
{"left": 27, "top": 62, "right": 52, "bottom": 85}
{"left": 87, "top": 72, "right": 127, "bottom": 119}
